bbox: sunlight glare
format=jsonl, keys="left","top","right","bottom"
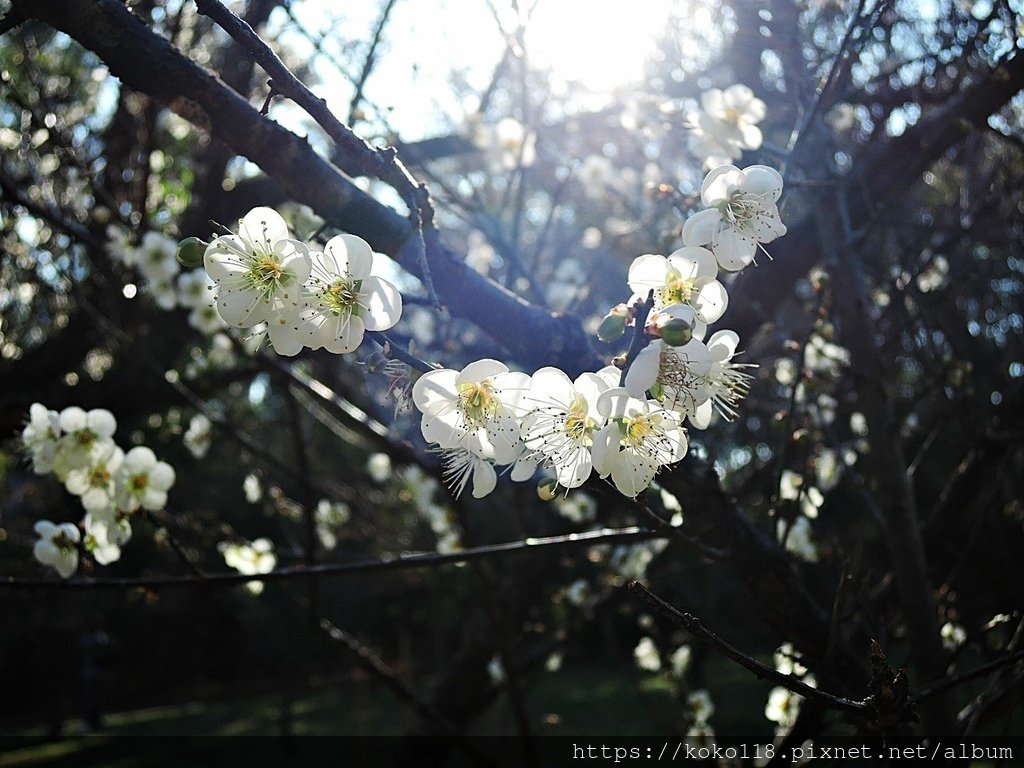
{"left": 523, "top": 0, "right": 679, "bottom": 92}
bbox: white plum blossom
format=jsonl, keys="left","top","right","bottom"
{"left": 683, "top": 165, "right": 786, "bottom": 271}
{"left": 592, "top": 389, "right": 688, "bottom": 497}
{"left": 183, "top": 414, "right": 212, "bottom": 459}
{"left": 203, "top": 207, "right": 311, "bottom": 329}
{"left": 219, "top": 538, "right": 276, "bottom": 595}
{"left": 315, "top": 499, "right": 351, "bottom": 550}
{"left": 366, "top": 452, "right": 392, "bottom": 483}
{"left": 116, "top": 446, "right": 176, "bottom": 513}
{"left": 688, "top": 110, "right": 743, "bottom": 170}
{"left": 83, "top": 512, "right": 131, "bottom": 566}
{"left": 243, "top": 473, "right": 262, "bottom": 504}
{"left": 765, "top": 686, "right": 800, "bottom": 727}
{"left": 176, "top": 268, "right": 214, "bottom": 309}
{"left": 64, "top": 446, "right": 124, "bottom": 514}
{"left": 21, "top": 403, "right": 62, "bottom": 475}
{"left": 290, "top": 234, "right": 403, "bottom": 356}
{"left": 19, "top": 403, "right": 180, "bottom": 571}
{"left": 439, "top": 446, "right": 498, "bottom": 499}
{"left": 188, "top": 303, "right": 227, "bottom": 335}
{"left": 521, "top": 367, "right": 610, "bottom": 489}
{"left": 627, "top": 247, "right": 727, "bottom": 323}
{"left": 687, "top": 330, "right": 755, "bottom": 429}
{"left": 625, "top": 335, "right": 713, "bottom": 417}
{"left": 553, "top": 493, "right": 597, "bottom": 523}
{"left": 687, "top": 689, "right": 715, "bottom": 724}
{"left": 413, "top": 359, "right": 530, "bottom": 465}
{"left": 106, "top": 225, "right": 135, "bottom": 267}
{"left": 54, "top": 407, "right": 117, "bottom": 475}
{"left": 670, "top": 645, "right": 692, "bottom": 678}
{"left": 941, "top": 622, "right": 967, "bottom": 650}
{"left": 634, "top": 636, "right": 662, "bottom": 672}
{"left": 33, "top": 520, "right": 80, "bottom": 578}
{"left": 136, "top": 231, "right": 181, "bottom": 284}
{"left": 688, "top": 85, "right": 766, "bottom": 168}
{"left": 774, "top": 643, "right": 807, "bottom": 677}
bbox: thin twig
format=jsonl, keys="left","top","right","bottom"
{"left": 366, "top": 330, "right": 436, "bottom": 373}
{"left": 4, "top": 526, "right": 664, "bottom": 590}
{"left": 618, "top": 291, "right": 655, "bottom": 387}
{"left": 627, "top": 581, "right": 869, "bottom": 717}
{"left": 346, "top": 0, "right": 398, "bottom": 125}
{"left": 192, "top": 0, "right": 440, "bottom": 309}
{"left": 316, "top": 616, "right": 493, "bottom": 767}
{"left": 915, "top": 648, "right": 1024, "bottom": 701}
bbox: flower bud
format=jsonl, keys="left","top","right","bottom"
{"left": 658, "top": 317, "right": 695, "bottom": 347}
{"left": 537, "top": 477, "right": 560, "bottom": 501}
{"left": 596, "top": 304, "right": 631, "bottom": 343}
{"left": 176, "top": 237, "right": 208, "bottom": 269}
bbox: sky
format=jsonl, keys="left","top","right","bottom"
{"left": 270, "top": 0, "right": 683, "bottom": 141}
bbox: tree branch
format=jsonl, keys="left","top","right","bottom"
{"left": 627, "top": 580, "right": 870, "bottom": 717}
{"left": 17, "top": 0, "right": 598, "bottom": 374}
{"left": 3, "top": 526, "right": 664, "bottom": 590}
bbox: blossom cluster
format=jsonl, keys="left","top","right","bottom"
{"left": 219, "top": 537, "right": 276, "bottom": 595}
{"left": 411, "top": 165, "right": 785, "bottom": 499}
{"left": 687, "top": 84, "right": 767, "bottom": 170}
{"left": 107, "top": 228, "right": 225, "bottom": 335}
{"left": 201, "top": 207, "right": 403, "bottom": 357}
{"left": 21, "top": 403, "right": 176, "bottom": 577}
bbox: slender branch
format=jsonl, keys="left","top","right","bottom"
{"left": 627, "top": 580, "right": 870, "bottom": 717}
{"left": 192, "top": 0, "right": 441, "bottom": 309}
{"left": 618, "top": 291, "right": 655, "bottom": 387}
{"left": 316, "top": 617, "right": 494, "bottom": 766}
{"left": 282, "top": 379, "right": 321, "bottom": 619}
{"left": 4, "top": 526, "right": 664, "bottom": 590}
{"left": 785, "top": 0, "right": 873, "bottom": 169}
{"left": 366, "top": 330, "right": 436, "bottom": 374}
{"left": 915, "top": 648, "right": 1024, "bottom": 701}
{"left": 346, "top": 0, "right": 398, "bottom": 125}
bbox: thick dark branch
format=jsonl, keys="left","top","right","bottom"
{"left": 628, "top": 581, "right": 870, "bottom": 717}
{"left": 17, "top": 0, "right": 597, "bottom": 374}
{"left": 192, "top": 0, "right": 409, "bottom": 190}
{"left": 3, "top": 526, "right": 663, "bottom": 591}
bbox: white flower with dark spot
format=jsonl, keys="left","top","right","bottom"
{"left": 203, "top": 207, "right": 311, "bottom": 330}
{"left": 53, "top": 407, "right": 117, "bottom": 476}
{"left": 683, "top": 165, "right": 786, "bottom": 271}
{"left": 521, "top": 367, "right": 610, "bottom": 489}
{"left": 289, "top": 234, "right": 403, "bottom": 356}
{"left": 116, "top": 446, "right": 175, "bottom": 513}
{"left": 21, "top": 403, "right": 62, "bottom": 475}
{"left": 592, "top": 388, "right": 688, "bottom": 497}
{"left": 627, "top": 247, "right": 727, "bottom": 324}
{"left": 33, "top": 520, "right": 80, "bottom": 578}
{"left": 413, "top": 359, "right": 529, "bottom": 465}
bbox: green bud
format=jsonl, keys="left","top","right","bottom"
{"left": 597, "top": 311, "right": 627, "bottom": 342}
{"left": 537, "top": 478, "right": 560, "bottom": 501}
{"left": 659, "top": 317, "right": 694, "bottom": 347}
{"left": 176, "top": 237, "right": 208, "bottom": 269}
